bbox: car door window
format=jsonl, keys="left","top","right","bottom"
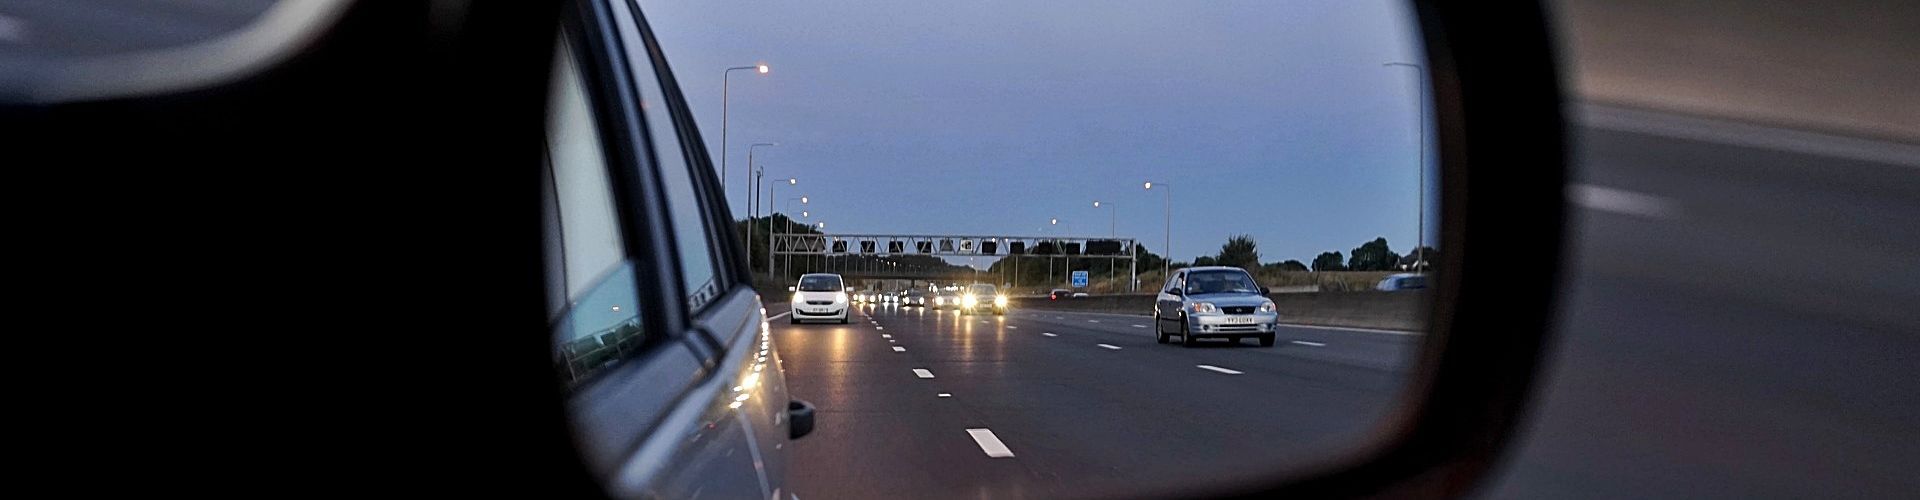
{"left": 546, "top": 37, "right": 646, "bottom": 386}
{"left": 620, "top": 28, "right": 725, "bottom": 312}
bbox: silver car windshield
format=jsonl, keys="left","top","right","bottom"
{"left": 1184, "top": 270, "right": 1261, "bottom": 295}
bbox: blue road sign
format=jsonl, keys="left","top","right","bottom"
{"left": 1071, "top": 270, "right": 1089, "bottom": 288}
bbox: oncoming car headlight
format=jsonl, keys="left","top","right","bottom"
{"left": 962, "top": 294, "right": 978, "bottom": 307}
{"left": 1189, "top": 302, "right": 1219, "bottom": 314}
{"left": 1259, "top": 300, "right": 1276, "bottom": 313}
{"left": 834, "top": 292, "right": 849, "bottom": 303}
{"left": 994, "top": 295, "right": 1008, "bottom": 307}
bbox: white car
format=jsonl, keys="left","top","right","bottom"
{"left": 789, "top": 273, "right": 851, "bottom": 324}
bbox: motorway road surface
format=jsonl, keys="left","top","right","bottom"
{"left": 769, "top": 113, "right": 1920, "bottom": 499}
{"left": 768, "top": 304, "right": 1422, "bottom": 499}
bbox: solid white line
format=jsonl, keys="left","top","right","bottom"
{"left": 913, "top": 369, "right": 935, "bottom": 379}
{"left": 937, "top": 393, "right": 952, "bottom": 398}
{"left": 1569, "top": 184, "right": 1679, "bottom": 218}
{"left": 893, "top": 346, "right": 906, "bottom": 352}
{"left": 1096, "top": 344, "right": 1121, "bottom": 350}
{"left": 1578, "top": 103, "right": 1920, "bottom": 168}
{"left": 1196, "top": 365, "right": 1243, "bottom": 375}
{"left": 1291, "top": 341, "right": 1327, "bottom": 347}
{"left": 767, "top": 311, "right": 792, "bottom": 320}
{"left": 1041, "top": 332, "right": 1058, "bottom": 337}
{"left": 1130, "top": 324, "right": 1147, "bottom": 328}
{"left": 965, "top": 429, "right": 1015, "bottom": 458}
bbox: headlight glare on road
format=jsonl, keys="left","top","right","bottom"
{"left": 1190, "top": 302, "right": 1219, "bottom": 314}
{"left": 963, "top": 294, "right": 978, "bottom": 307}
{"left": 1259, "top": 300, "right": 1276, "bottom": 313}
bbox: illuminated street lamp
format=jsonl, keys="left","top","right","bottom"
{"left": 1145, "top": 181, "right": 1171, "bottom": 279}
{"left": 720, "top": 63, "right": 771, "bottom": 198}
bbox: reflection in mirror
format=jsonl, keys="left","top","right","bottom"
{"left": 642, "top": 0, "right": 1435, "bottom": 497}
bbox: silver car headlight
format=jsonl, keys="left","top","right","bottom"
{"left": 1188, "top": 302, "right": 1219, "bottom": 314}
{"left": 1259, "top": 300, "right": 1276, "bottom": 313}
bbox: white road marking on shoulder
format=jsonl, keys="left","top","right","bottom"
{"left": 768, "top": 311, "right": 792, "bottom": 320}
{"left": 965, "top": 429, "right": 1015, "bottom": 458}
{"left": 1130, "top": 324, "right": 1147, "bottom": 328}
{"left": 893, "top": 346, "right": 906, "bottom": 352}
{"left": 1569, "top": 184, "right": 1679, "bottom": 218}
{"left": 1196, "top": 365, "right": 1243, "bottom": 375}
{"left": 1041, "top": 332, "right": 1058, "bottom": 337}
{"left": 913, "top": 369, "right": 935, "bottom": 379}
{"left": 1291, "top": 340, "right": 1326, "bottom": 347}
{"left": 1096, "top": 344, "right": 1121, "bottom": 350}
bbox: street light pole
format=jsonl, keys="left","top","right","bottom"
{"left": 1145, "top": 181, "right": 1171, "bottom": 280}
{"left": 768, "top": 178, "right": 796, "bottom": 282}
{"left": 1095, "top": 200, "right": 1115, "bottom": 292}
{"left": 720, "top": 64, "right": 769, "bottom": 203}
{"left": 1386, "top": 62, "right": 1426, "bottom": 270}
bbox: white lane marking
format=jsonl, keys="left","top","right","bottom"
{"left": 937, "top": 393, "right": 952, "bottom": 398}
{"left": 1578, "top": 103, "right": 1920, "bottom": 169}
{"left": 888, "top": 339, "right": 895, "bottom": 343}
{"left": 1042, "top": 332, "right": 1058, "bottom": 337}
{"left": 1086, "top": 319, "right": 1100, "bottom": 323}
{"left": 980, "top": 320, "right": 991, "bottom": 324}
{"left": 893, "top": 346, "right": 907, "bottom": 352}
{"left": 881, "top": 334, "right": 892, "bottom": 338}
{"left": 876, "top": 326, "right": 885, "bottom": 330}
{"left": 1130, "top": 324, "right": 1147, "bottom": 328}
{"left": 767, "top": 311, "right": 792, "bottom": 320}
{"left": 1055, "top": 316, "right": 1064, "bottom": 319}
{"left": 1280, "top": 323, "right": 1421, "bottom": 335}
{"left": 965, "top": 429, "right": 1015, "bottom": 458}
{"left": 913, "top": 369, "right": 935, "bottom": 379}
{"left": 1096, "top": 344, "right": 1122, "bottom": 350}
{"left": 1569, "top": 184, "right": 1678, "bottom": 218}
{"left": 1007, "top": 325, "right": 1018, "bottom": 329}
{"left": 1196, "top": 365, "right": 1243, "bottom": 375}
{"left": 1291, "top": 341, "right": 1327, "bottom": 347}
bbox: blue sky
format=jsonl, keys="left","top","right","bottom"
{"left": 643, "top": 0, "right": 1435, "bottom": 266}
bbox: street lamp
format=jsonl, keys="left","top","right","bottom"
{"left": 1145, "top": 181, "right": 1171, "bottom": 280}
{"left": 1385, "top": 61, "right": 1427, "bottom": 270}
{"left": 747, "top": 142, "right": 778, "bottom": 217}
{"left": 1094, "top": 200, "right": 1116, "bottom": 290}
{"left": 767, "top": 177, "right": 796, "bottom": 282}
{"left": 721, "top": 63, "right": 770, "bottom": 200}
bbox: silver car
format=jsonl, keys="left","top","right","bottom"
{"left": 1153, "top": 266, "right": 1279, "bottom": 347}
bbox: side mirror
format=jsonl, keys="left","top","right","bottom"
{"left": 1168, "top": 289, "right": 1183, "bottom": 296}
{"left": 1260, "top": 286, "right": 1271, "bottom": 295}
{"left": 786, "top": 286, "right": 796, "bottom": 292}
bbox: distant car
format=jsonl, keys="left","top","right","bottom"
{"left": 789, "top": 273, "right": 851, "bottom": 324}
{"left": 1154, "top": 266, "right": 1279, "bottom": 347}
{"left": 1049, "top": 289, "right": 1072, "bottom": 300}
{"left": 959, "top": 284, "right": 1009, "bottom": 315}
{"left": 1071, "top": 292, "right": 1089, "bottom": 298}
{"left": 900, "top": 290, "right": 928, "bottom": 307}
{"left": 1376, "top": 273, "right": 1429, "bottom": 291}
{"left": 932, "top": 290, "right": 963, "bottom": 310}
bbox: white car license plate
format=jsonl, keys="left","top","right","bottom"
{"left": 1225, "top": 316, "right": 1255, "bottom": 324}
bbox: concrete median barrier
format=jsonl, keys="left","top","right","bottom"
{"left": 1008, "top": 291, "right": 1428, "bottom": 332}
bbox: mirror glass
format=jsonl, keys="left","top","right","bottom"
{"left": 645, "top": 0, "right": 1435, "bottom": 496}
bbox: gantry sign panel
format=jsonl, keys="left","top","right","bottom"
{"left": 771, "top": 233, "right": 1138, "bottom": 258}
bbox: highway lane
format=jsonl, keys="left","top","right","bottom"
{"left": 1479, "top": 120, "right": 1920, "bottom": 498}
{"left": 770, "top": 302, "right": 1421, "bottom": 499}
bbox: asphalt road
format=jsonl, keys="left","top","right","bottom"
{"left": 768, "top": 303, "right": 1422, "bottom": 499}
{"left": 768, "top": 110, "right": 1920, "bottom": 499}
{"left": 1478, "top": 112, "right": 1920, "bottom": 498}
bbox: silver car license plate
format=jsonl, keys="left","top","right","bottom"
{"left": 1225, "top": 316, "right": 1255, "bottom": 324}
